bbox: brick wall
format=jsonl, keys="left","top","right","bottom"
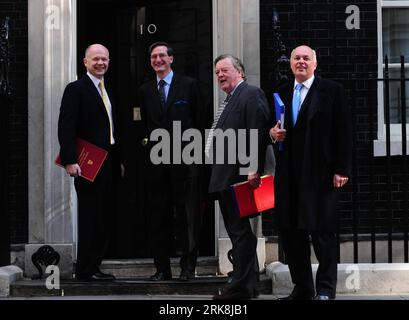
{"left": 259, "top": 1, "right": 401, "bottom": 237}
{"left": 1, "top": 0, "right": 28, "bottom": 243}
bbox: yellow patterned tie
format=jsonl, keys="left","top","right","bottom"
{"left": 98, "top": 80, "right": 114, "bottom": 144}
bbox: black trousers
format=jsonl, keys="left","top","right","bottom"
{"left": 217, "top": 190, "right": 259, "bottom": 295}
{"left": 280, "top": 229, "right": 338, "bottom": 298}
{"left": 74, "top": 147, "right": 119, "bottom": 277}
{"left": 148, "top": 168, "right": 202, "bottom": 274}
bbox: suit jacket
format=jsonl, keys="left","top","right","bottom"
{"left": 138, "top": 72, "right": 206, "bottom": 179}
{"left": 58, "top": 74, "right": 119, "bottom": 166}
{"left": 208, "top": 81, "right": 271, "bottom": 193}
{"left": 274, "top": 76, "right": 352, "bottom": 231}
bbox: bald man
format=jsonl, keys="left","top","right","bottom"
{"left": 58, "top": 44, "right": 120, "bottom": 281}
{"left": 270, "top": 45, "right": 352, "bottom": 300}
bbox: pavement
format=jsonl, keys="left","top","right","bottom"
{"left": 2, "top": 293, "right": 406, "bottom": 319}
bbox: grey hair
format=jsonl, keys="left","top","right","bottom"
{"left": 214, "top": 54, "right": 246, "bottom": 80}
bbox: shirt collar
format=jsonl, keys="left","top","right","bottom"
{"left": 87, "top": 72, "right": 104, "bottom": 87}
{"left": 157, "top": 70, "right": 174, "bottom": 86}
{"left": 294, "top": 75, "right": 315, "bottom": 90}
{"left": 229, "top": 79, "right": 244, "bottom": 96}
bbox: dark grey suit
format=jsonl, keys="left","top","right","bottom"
{"left": 208, "top": 81, "right": 270, "bottom": 296}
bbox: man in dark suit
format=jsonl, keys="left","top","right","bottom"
{"left": 208, "top": 54, "right": 270, "bottom": 300}
{"left": 270, "top": 45, "right": 353, "bottom": 300}
{"left": 58, "top": 44, "right": 119, "bottom": 281}
{"left": 138, "top": 42, "right": 206, "bottom": 281}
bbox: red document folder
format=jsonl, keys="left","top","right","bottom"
{"left": 55, "top": 138, "right": 108, "bottom": 182}
{"left": 231, "top": 175, "right": 275, "bottom": 218}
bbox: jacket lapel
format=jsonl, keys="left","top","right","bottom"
{"left": 281, "top": 84, "right": 293, "bottom": 130}
{"left": 148, "top": 79, "right": 164, "bottom": 116}
{"left": 217, "top": 81, "right": 247, "bottom": 128}
{"left": 165, "top": 73, "right": 179, "bottom": 111}
{"left": 83, "top": 75, "right": 107, "bottom": 113}
{"left": 296, "top": 77, "right": 321, "bottom": 125}
{"left": 105, "top": 85, "right": 117, "bottom": 124}
{"left": 83, "top": 75, "right": 119, "bottom": 131}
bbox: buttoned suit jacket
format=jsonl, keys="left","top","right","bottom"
{"left": 57, "top": 73, "right": 120, "bottom": 277}
{"left": 58, "top": 74, "right": 119, "bottom": 165}
{"left": 138, "top": 72, "right": 206, "bottom": 179}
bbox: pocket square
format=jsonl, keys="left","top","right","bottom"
{"left": 174, "top": 100, "right": 188, "bottom": 106}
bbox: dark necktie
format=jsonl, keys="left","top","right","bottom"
{"left": 158, "top": 79, "right": 166, "bottom": 109}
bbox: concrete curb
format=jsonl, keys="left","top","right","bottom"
{"left": 0, "top": 265, "right": 23, "bottom": 297}
{"left": 266, "top": 262, "right": 409, "bottom": 295}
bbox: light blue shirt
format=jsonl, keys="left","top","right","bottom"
{"left": 157, "top": 71, "right": 174, "bottom": 100}
{"left": 294, "top": 75, "right": 314, "bottom": 105}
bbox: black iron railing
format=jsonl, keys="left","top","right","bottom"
{"left": 348, "top": 55, "right": 409, "bottom": 263}
{"left": 0, "top": 16, "right": 11, "bottom": 266}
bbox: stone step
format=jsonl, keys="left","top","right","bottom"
{"left": 100, "top": 256, "right": 219, "bottom": 278}
{"left": 10, "top": 275, "right": 272, "bottom": 297}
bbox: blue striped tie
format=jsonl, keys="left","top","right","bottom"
{"left": 292, "top": 83, "right": 303, "bottom": 126}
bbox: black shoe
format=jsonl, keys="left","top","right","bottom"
{"left": 213, "top": 289, "right": 252, "bottom": 300}
{"left": 76, "top": 271, "right": 115, "bottom": 281}
{"left": 91, "top": 271, "right": 116, "bottom": 280}
{"left": 278, "top": 291, "right": 314, "bottom": 300}
{"left": 149, "top": 272, "right": 172, "bottom": 281}
{"left": 313, "top": 294, "right": 335, "bottom": 300}
{"left": 179, "top": 270, "right": 195, "bottom": 281}
{"left": 278, "top": 294, "right": 313, "bottom": 300}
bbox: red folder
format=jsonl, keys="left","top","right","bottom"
{"left": 231, "top": 175, "right": 275, "bottom": 218}
{"left": 55, "top": 138, "right": 108, "bottom": 182}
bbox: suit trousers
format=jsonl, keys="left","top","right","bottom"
{"left": 148, "top": 166, "right": 201, "bottom": 274}
{"left": 280, "top": 229, "right": 338, "bottom": 298}
{"left": 217, "top": 190, "right": 259, "bottom": 295}
{"left": 74, "top": 146, "right": 118, "bottom": 277}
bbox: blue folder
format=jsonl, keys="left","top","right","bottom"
{"left": 273, "top": 93, "right": 285, "bottom": 151}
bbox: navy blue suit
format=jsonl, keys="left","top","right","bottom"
{"left": 138, "top": 73, "right": 207, "bottom": 276}
{"left": 58, "top": 74, "right": 120, "bottom": 278}
{"left": 274, "top": 76, "right": 352, "bottom": 298}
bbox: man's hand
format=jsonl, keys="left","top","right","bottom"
{"left": 333, "top": 174, "right": 349, "bottom": 188}
{"left": 65, "top": 164, "right": 81, "bottom": 178}
{"left": 270, "top": 121, "right": 286, "bottom": 142}
{"left": 248, "top": 172, "right": 261, "bottom": 188}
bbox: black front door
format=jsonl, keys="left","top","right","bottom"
{"left": 77, "top": 0, "right": 214, "bottom": 258}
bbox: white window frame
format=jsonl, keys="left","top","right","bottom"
{"left": 375, "top": 0, "right": 409, "bottom": 156}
